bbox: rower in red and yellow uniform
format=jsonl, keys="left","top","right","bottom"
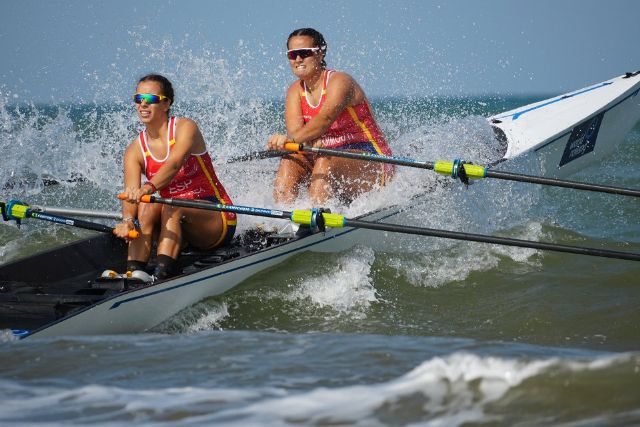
{"left": 116, "top": 74, "right": 236, "bottom": 280}
{"left": 268, "top": 27, "right": 394, "bottom": 205}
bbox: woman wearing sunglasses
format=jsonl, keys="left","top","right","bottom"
{"left": 267, "top": 27, "right": 393, "bottom": 205}
{"left": 115, "top": 74, "right": 236, "bottom": 280}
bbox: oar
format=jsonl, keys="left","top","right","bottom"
{"left": 282, "top": 143, "right": 640, "bottom": 198}
{"left": 134, "top": 195, "right": 640, "bottom": 262}
{"left": 225, "top": 149, "right": 289, "bottom": 163}
{"left": 29, "top": 205, "right": 122, "bottom": 220}
{"left": 1, "top": 200, "right": 138, "bottom": 239}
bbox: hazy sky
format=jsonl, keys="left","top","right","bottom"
{"left": 2, "top": 0, "right": 639, "bottom": 103}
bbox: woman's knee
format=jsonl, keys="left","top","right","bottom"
{"left": 138, "top": 206, "right": 160, "bottom": 233}
{"left": 159, "top": 205, "right": 183, "bottom": 222}
{"left": 313, "top": 156, "right": 333, "bottom": 173}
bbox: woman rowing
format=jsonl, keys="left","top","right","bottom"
{"left": 267, "top": 27, "right": 394, "bottom": 205}
{"left": 114, "top": 74, "right": 236, "bottom": 280}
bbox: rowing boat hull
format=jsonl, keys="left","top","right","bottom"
{"left": 489, "top": 72, "right": 640, "bottom": 176}
{"left": 3, "top": 203, "right": 406, "bottom": 338}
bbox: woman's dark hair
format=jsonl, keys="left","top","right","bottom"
{"left": 137, "top": 73, "right": 174, "bottom": 105}
{"left": 287, "top": 28, "right": 327, "bottom": 67}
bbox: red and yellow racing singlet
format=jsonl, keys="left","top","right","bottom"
{"left": 138, "top": 117, "right": 236, "bottom": 225}
{"left": 300, "top": 70, "right": 392, "bottom": 156}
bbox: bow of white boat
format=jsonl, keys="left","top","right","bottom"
{"left": 489, "top": 71, "right": 640, "bottom": 176}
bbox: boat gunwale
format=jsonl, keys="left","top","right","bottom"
{"left": 494, "top": 78, "right": 640, "bottom": 160}
{"left": 6, "top": 198, "right": 413, "bottom": 339}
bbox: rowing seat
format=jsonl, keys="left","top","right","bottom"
{"left": 178, "top": 227, "right": 292, "bottom": 274}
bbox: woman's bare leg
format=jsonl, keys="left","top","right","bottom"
{"left": 273, "top": 153, "right": 313, "bottom": 204}
{"left": 308, "top": 155, "right": 380, "bottom": 204}
{"left": 127, "top": 202, "right": 162, "bottom": 263}
{"left": 181, "top": 207, "right": 225, "bottom": 250}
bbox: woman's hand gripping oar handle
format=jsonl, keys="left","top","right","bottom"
{"left": 120, "top": 193, "right": 154, "bottom": 205}
{"left": 284, "top": 142, "right": 302, "bottom": 152}
{"left": 109, "top": 226, "right": 138, "bottom": 239}
{"left": 116, "top": 228, "right": 139, "bottom": 239}
{"left": 114, "top": 193, "right": 143, "bottom": 239}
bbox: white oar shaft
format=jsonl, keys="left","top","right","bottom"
{"left": 30, "top": 205, "right": 122, "bottom": 220}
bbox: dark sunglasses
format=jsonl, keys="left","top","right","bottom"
{"left": 133, "top": 93, "right": 169, "bottom": 104}
{"left": 286, "top": 48, "right": 321, "bottom": 60}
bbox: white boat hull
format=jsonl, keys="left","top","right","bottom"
{"left": 27, "top": 203, "right": 408, "bottom": 338}
{"left": 490, "top": 72, "right": 640, "bottom": 176}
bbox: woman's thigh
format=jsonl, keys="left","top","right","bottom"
{"left": 180, "top": 206, "right": 225, "bottom": 250}
{"left": 138, "top": 202, "right": 162, "bottom": 229}
{"left": 313, "top": 155, "right": 380, "bottom": 197}
{"left": 274, "top": 153, "right": 315, "bottom": 202}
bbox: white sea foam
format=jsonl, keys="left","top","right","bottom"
{"left": 0, "top": 380, "right": 273, "bottom": 425}
{"left": 490, "top": 220, "right": 547, "bottom": 263}
{"left": 387, "top": 229, "right": 545, "bottom": 289}
{"left": 186, "top": 302, "right": 231, "bottom": 334}
{"left": 0, "top": 349, "right": 632, "bottom": 426}
{"left": 152, "top": 301, "right": 230, "bottom": 334}
{"left": 202, "top": 352, "right": 630, "bottom": 426}
{"left": 388, "top": 247, "right": 501, "bottom": 288}
{"left": 285, "top": 246, "right": 378, "bottom": 316}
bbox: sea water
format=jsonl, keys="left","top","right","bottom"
{"left": 1, "top": 51, "right": 639, "bottom": 426}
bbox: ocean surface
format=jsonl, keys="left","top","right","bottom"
{"left": 1, "top": 87, "right": 640, "bottom": 426}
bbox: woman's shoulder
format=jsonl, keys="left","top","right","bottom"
{"left": 327, "top": 69, "right": 353, "bottom": 81}
{"left": 326, "top": 70, "right": 360, "bottom": 93}
{"left": 326, "top": 70, "right": 357, "bottom": 90}
{"left": 174, "top": 117, "right": 199, "bottom": 132}
{"left": 174, "top": 116, "right": 196, "bottom": 126}
{"left": 127, "top": 131, "right": 142, "bottom": 148}
{"left": 325, "top": 70, "right": 366, "bottom": 105}
{"left": 174, "top": 117, "right": 204, "bottom": 148}
{"left": 124, "top": 137, "right": 142, "bottom": 161}
{"left": 286, "top": 79, "right": 304, "bottom": 94}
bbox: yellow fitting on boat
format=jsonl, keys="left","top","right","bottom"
{"left": 9, "top": 202, "right": 29, "bottom": 219}
{"left": 321, "top": 212, "right": 346, "bottom": 228}
{"left": 434, "top": 160, "right": 451, "bottom": 176}
{"left": 291, "top": 210, "right": 311, "bottom": 225}
{"left": 290, "top": 210, "right": 346, "bottom": 228}
{"left": 461, "top": 163, "right": 487, "bottom": 178}
{"left": 434, "top": 160, "right": 486, "bottom": 179}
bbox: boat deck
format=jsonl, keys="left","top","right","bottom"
{"left": 0, "top": 228, "right": 297, "bottom": 332}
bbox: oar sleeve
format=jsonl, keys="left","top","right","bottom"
{"left": 291, "top": 210, "right": 346, "bottom": 228}
{"left": 434, "top": 160, "right": 487, "bottom": 179}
